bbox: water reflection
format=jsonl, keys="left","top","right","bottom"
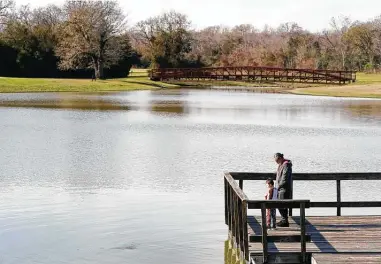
{"left": 344, "top": 101, "right": 381, "bottom": 117}
{"left": 1, "top": 90, "right": 381, "bottom": 264}
{"left": 150, "top": 100, "right": 186, "bottom": 114}
{"left": 224, "top": 240, "right": 244, "bottom": 264}
{"left": 0, "top": 95, "right": 129, "bottom": 111}
{"left": 0, "top": 90, "right": 380, "bottom": 125}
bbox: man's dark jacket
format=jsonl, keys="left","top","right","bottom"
{"left": 276, "top": 159, "right": 293, "bottom": 191}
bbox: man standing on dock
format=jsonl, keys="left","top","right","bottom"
{"left": 274, "top": 153, "right": 293, "bottom": 227}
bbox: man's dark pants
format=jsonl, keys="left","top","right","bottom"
{"left": 278, "top": 188, "right": 291, "bottom": 222}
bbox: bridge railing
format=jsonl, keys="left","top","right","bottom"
{"left": 149, "top": 66, "right": 357, "bottom": 84}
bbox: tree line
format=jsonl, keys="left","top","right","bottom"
{"left": 0, "top": 0, "right": 139, "bottom": 79}
{"left": 1, "top": 0, "right": 381, "bottom": 79}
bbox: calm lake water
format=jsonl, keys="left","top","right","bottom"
{"left": 1, "top": 89, "right": 381, "bottom": 264}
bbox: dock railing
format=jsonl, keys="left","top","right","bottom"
{"left": 248, "top": 200, "right": 311, "bottom": 263}
{"left": 231, "top": 172, "right": 381, "bottom": 216}
{"left": 224, "top": 172, "right": 381, "bottom": 263}
{"left": 224, "top": 172, "right": 249, "bottom": 262}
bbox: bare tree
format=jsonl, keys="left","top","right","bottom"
{"left": 0, "top": 0, "right": 14, "bottom": 25}
{"left": 134, "top": 11, "right": 192, "bottom": 68}
{"left": 56, "top": 0, "right": 127, "bottom": 79}
{"left": 189, "top": 26, "right": 224, "bottom": 66}
{"left": 371, "top": 16, "right": 381, "bottom": 68}
{"left": 0, "top": 0, "right": 13, "bottom": 15}
{"left": 345, "top": 22, "right": 377, "bottom": 71}
{"left": 321, "top": 16, "right": 352, "bottom": 69}
{"left": 32, "top": 4, "right": 64, "bottom": 28}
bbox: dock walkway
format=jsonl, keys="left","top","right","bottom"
{"left": 249, "top": 215, "right": 381, "bottom": 263}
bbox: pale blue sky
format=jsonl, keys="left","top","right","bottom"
{"left": 16, "top": 0, "right": 381, "bottom": 31}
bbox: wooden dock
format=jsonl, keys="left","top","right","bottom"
{"left": 150, "top": 66, "right": 357, "bottom": 84}
{"left": 249, "top": 216, "right": 381, "bottom": 263}
{"left": 224, "top": 172, "right": 381, "bottom": 264}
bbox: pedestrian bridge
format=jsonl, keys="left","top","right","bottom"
{"left": 149, "top": 66, "right": 357, "bottom": 85}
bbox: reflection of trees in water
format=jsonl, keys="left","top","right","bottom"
{"left": 278, "top": 107, "right": 306, "bottom": 121}
{"left": 344, "top": 102, "right": 381, "bottom": 118}
{"left": 0, "top": 95, "right": 130, "bottom": 111}
{"left": 224, "top": 240, "right": 231, "bottom": 264}
{"left": 56, "top": 96, "right": 130, "bottom": 110}
{"left": 224, "top": 239, "right": 243, "bottom": 264}
{"left": 153, "top": 89, "right": 186, "bottom": 96}
{"left": 149, "top": 100, "right": 186, "bottom": 114}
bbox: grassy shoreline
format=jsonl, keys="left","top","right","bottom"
{"left": 0, "top": 69, "right": 284, "bottom": 93}
{"left": 289, "top": 86, "right": 381, "bottom": 99}
{"left": 288, "top": 73, "right": 381, "bottom": 99}
{"left": 1, "top": 70, "right": 381, "bottom": 99}
{"left": 0, "top": 70, "right": 177, "bottom": 93}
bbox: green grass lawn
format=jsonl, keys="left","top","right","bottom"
{"left": 0, "top": 68, "right": 285, "bottom": 93}
{"left": 1, "top": 70, "right": 381, "bottom": 98}
{"left": 290, "top": 72, "right": 381, "bottom": 99}
{"left": 353, "top": 72, "right": 381, "bottom": 85}
{"left": 0, "top": 69, "right": 178, "bottom": 93}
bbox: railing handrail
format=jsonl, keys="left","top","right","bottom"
{"left": 311, "top": 201, "right": 381, "bottom": 207}
{"left": 231, "top": 172, "right": 381, "bottom": 217}
{"left": 230, "top": 172, "right": 381, "bottom": 181}
{"left": 248, "top": 199, "right": 311, "bottom": 209}
{"left": 150, "top": 66, "right": 357, "bottom": 74}
{"left": 224, "top": 172, "right": 249, "bottom": 201}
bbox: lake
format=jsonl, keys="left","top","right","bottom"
{"left": 1, "top": 89, "right": 381, "bottom": 264}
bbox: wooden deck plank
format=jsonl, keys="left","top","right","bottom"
{"left": 250, "top": 242, "right": 381, "bottom": 253}
{"left": 312, "top": 254, "right": 381, "bottom": 264}
{"left": 249, "top": 216, "right": 381, "bottom": 235}
{"left": 250, "top": 216, "right": 381, "bottom": 229}
{"left": 249, "top": 215, "right": 381, "bottom": 257}
{"left": 250, "top": 215, "right": 381, "bottom": 223}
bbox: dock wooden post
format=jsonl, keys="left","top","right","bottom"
{"left": 224, "top": 177, "right": 228, "bottom": 225}
{"left": 228, "top": 185, "right": 232, "bottom": 231}
{"left": 337, "top": 180, "right": 341, "bottom": 216}
{"left": 261, "top": 204, "right": 268, "bottom": 263}
{"left": 239, "top": 180, "right": 243, "bottom": 190}
{"left": 300, "top": 202, "right": 306, "bottom": 263}
{"left": 242, "top": 200, "right": 249, "bottom": 261}
{"left": 289, "top": 188, "right": 293, "bottom": 216}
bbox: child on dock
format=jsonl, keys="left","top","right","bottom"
{"left": 265, "top": 178, "right": 277, "bottom": 229}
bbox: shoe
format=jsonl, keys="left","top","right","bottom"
{"left": 277, "top": 221, "right": 289, "bottom": 227}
